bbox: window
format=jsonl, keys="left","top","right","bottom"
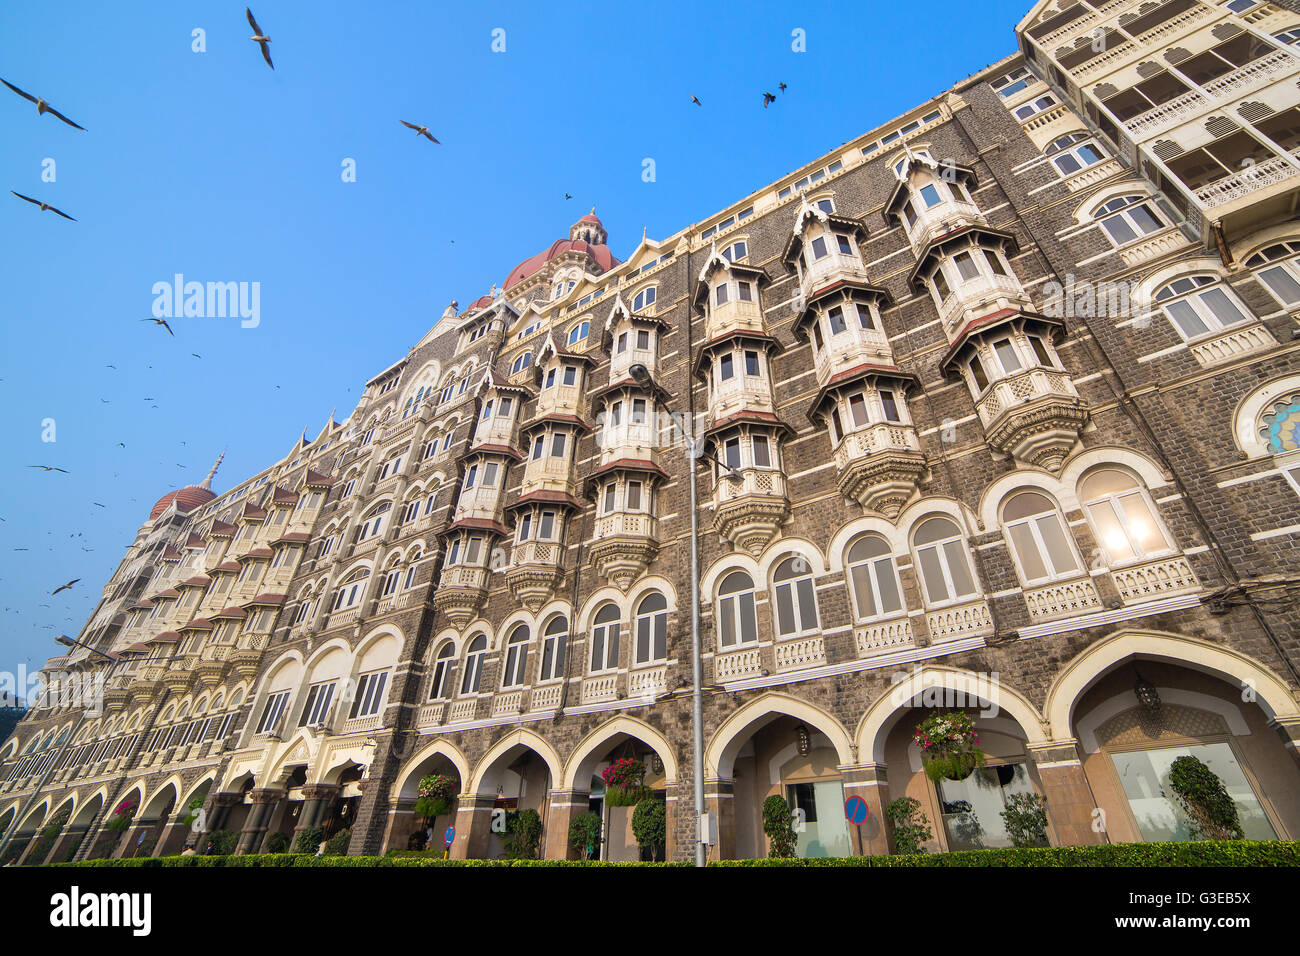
{"left": 992, "top": 66, "right": 1032, "bottom": 100}
{"left": 531, "top": 435, "right": 545, "bottom": 460}
{"left": 634, "top": 592, "right": 668, "bottom": 664}
{"left": 568, "top": 321, "right": 590, "bottom": 345}
{"left": 719, "top": 354, "right": 735, "bottom": 381}
{"left": 1002, "top": 491, "right": 1082, "bottom": 584}
{"left": 461, "top": 636, "right": 488, "bottom": 694}
{"left": 1013, "top": 94, "right": 1056, "bottom": 121}
{"left": 828, "top": 305, "right": 847, "bottom": 334}
{"left": 538, "top": 511, "right": 556, "bottom": 540}
{"left": 590, "top": 604, "right": 621, "bottom": 671}
{"left": 716, "top": 571, "right": 758, "bottom": 648}
{"left": 501, "top": 624, "right": 529, "bottom": 687}
{"left": 616, "top": 331, "right": 628, "bottom": 353}
{"left": 744, "top": 350, "right": 760, "bottom": 376}
{"left": 511, "top": 352, "right": 533, "bottom": 374}
{"left": 722, "top": 241, "right": 747, "bottom": 262}
{"left": 1154, "top": 275, "right": 1251, "bottom": 339}
{"left": 1045, "top": 132, "right": 1105, "bottom": 176}
{"left": 1028, "top": 335, "right": 1054, "bottom": 367}
{"left": 333, "top": 569, "right": 369, "bottom": 610}
{"left": 627, "top": 480, "right": 643, "bottom": 510}
{"left": 602, "top": 483, "right": 616, "bottom": 514}
{"left": 357, "top": 503, "right": 390, "bottom": 541}
{"left": 299, "top": 681, "right": 336, "bottom": 727}
{"left": 773, "top": 556, "right": 819, "bottom": 638}
{"left": 1245, "top": 241, "right": 1300, "bottom": 306}
{"left": 912, "top": 516, "right": 978, "bottom": 605}
{"left": 992, "top": 338, "right": 1023, "bottom": 375}
{"left": 969, "top": 354, "right": 989, "bottom": 391}
{"left": 550, "top": 432, "right": 567, "bottom": 457}
{"left": 632, "top": 287, "right": 657, "bottom": 311}
{"left": 257, "top": 690, "right": 290, "bottom": 734}
{"left": 846, "top": 535, "right": 904, "bottom": 620}
{"left": 636, "top": 329, "right": 651, "bottom": 350}
{"left": 349, "top": 670, "right": 388, "bottom": 718}
{"left": 563, "top": 365, "right": 577, "bottom": 386}
{"left": 715, "top": 282, "right": 729, "bottom": 306}
{"left": 880, "top": 389, "right": 901, "bottom": 423}
{"left": 429, "top": 644, "right": 455, "bottom": 699}
{"left": 1080, "top": 469, "right": 1173, "bottom": 564}
{"left": 752, "top": 434, "right": 771, "bottom": 468}
{"left": 538, "top": 617, "right": 567, "bottom": 682}
{"left": 1094, "top": 195, "right": 1164, "bottom": 247}
{"left": 381, "top": 567, "right": 401, "bottom": 596}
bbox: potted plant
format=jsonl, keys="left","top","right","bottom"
{"left": 762, "top": 794, "right": 798, "bottom": 858}
{"left": 413, "top": 773, "right": 457, "bottom": 820}
{"left": 1167, "top": 755, "right": 1244, "bottom": 840}
{"left": 885, "top": 796, "right": 932, "bottom": 854}
{"left": 568, "top": 811, "right": 602, "bottom": 860}
{"left": 106, "top": 798, "right": 138, "bottom": 833}
{"left": 601, "top": 758, "right": 647, "bottom": 807}
{"left": 913, "top": 711, "right": 986, "bottom": 782}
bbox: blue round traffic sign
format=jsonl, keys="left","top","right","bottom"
{"left": 444, "top": 825, "right": 455, "bottom": 847}
{"left": 844, "top": 795, "right": 869, "bottom": 826}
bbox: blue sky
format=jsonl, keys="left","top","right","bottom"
{"left": 0, "top": 0, "right": 1028, "bottom": 680}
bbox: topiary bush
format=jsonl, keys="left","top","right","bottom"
{"left": 631, "top": 798, "right": 666, "bottom": 856}
{"left": 762, "top": 794, "right": 797, "bottom": 858}
{"left": 568, "top": 811, "right": 602, "bottom": 860}
{"left": 885, "top": 796, "right": 932, "bottom": 854}
{"left": 1168, "top": 755, "right": 1244, "bottom": 840}
{"left": 504, "top": 809, "right": 543, "bottom": 859}
{"left": 322, "top": 828, "right": 352, "bottom": 856}
{"left": 263, "top": 831, "right": 291, "bottom": 854}
{"left": 1001, "top": 792, "right": 1049, "bottom": 848}
{"left": 294, "top": 827, "right": 325, "bottom": 854}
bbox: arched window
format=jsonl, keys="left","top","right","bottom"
{"left": 912, "top": 516, "right": 977, "bottom": 606}
{"left": 634, "top": 592, "right": 668, "bottom": 664}
{"left": 1245, "top": 240, "right": 1300, "bottom": 306}
{"left": 380, "top": 564, "right": 402, "bottom": 597}
{"left": 1154, "top": 275, "right": 1251, "bottom": 340}
{"left": 538, "top": 616, "right": 567, "bottom": 682}
{"left": 567, "top": 321, "right": 590, "bottom": 346}
{"left": 332, "top": 569, "right": 370, "bottom": 610}
{"left": 501, "top": 624, "right": 529, "bottom": 688}
{"left": 357, "top": 503, "right": 390, "bottom": 542}
{"left": 1001, "top": 491, "right": 1082, "bottom": 585}
{"left": 1093, "top": 195, "right": 1164, "bottom": 246}
{"left": 429, "top": 643, "right": 455, "bottom": 700}
{"left": 1079, "top": 469, "right": 1174, "bottom": 565}
{"left": 461, "top": 636, "right": 487, "bottom": 695}
{"left": 716, "top": 571, "right": 758, "bottom": 649}
{"left": 511, "top": 352, "right": 533, "bottom": 374}
{"left": 590, "top": 603, "right": 620, "bottom": 672}
{"left": 1045, "top": 132, "right": 1105, "bottom": 176}
{"left": 722, "top": 240, "right": 748, "bottom": 262}
{"left": 632, "top": 286, "right": 657, "bottom": 311}
{"left": 404, "top": 552, "right": 422, "bottom": 589}
{"left": 772, "top": 556, "right": 819, "bottom": 638}
{"left": 1259, "top": 392, "right": 1300, "bottom": 455}
{"left": 846, "top": 534, "right": 905, "bottom": 621}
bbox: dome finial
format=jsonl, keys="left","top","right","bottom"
{"left": 200, "top": 450, "right": 225, "bottom": 489}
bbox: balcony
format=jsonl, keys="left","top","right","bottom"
{"left": 535, "top": 382, "right": 584, "bottom": 420}
{"left": 1111, "top": 554, "right": 1199, "bottom": 604}
{"left": 832, "top": 423, "right": 927, "bottom": 518}
{"left": 448, "top": 698, "right": 479, "bottom": 723}
{"left": 1023, "top": 577, "right": 1103, "bottom": 621}
{"left": 229, "top": 646, "right": 264, "bottom": 678}
{"left": 432, "top": 565, "right": 490, "bottom": 628}
{"left": 708, "top": 374, "right": 777, "bottom": 428}
{"left": 1195, "top": 155, "right": 1299, "bottom": 211}
{"left": 938, "top": 273, "right": 1028, "bottom": 336}
{"left": 1123, "top": 90, "right": 1206, "bottom": 140}
{"left": 1072, "top": 3, "right": 1213, "bottom": 82}
{"left": 705, "top": 294, "right": 767, "bottom": 343}
{"left": 713, "top": 468, "right": 790, "bottom": 556}
{"left": 418, "top": 701, "right": 446, "bottom": 727}
{"left": 519, "top": 455, "right": 577, "bottom": 499}
{"left": 855, "top": 616, "right": 914, "bottom": 657}
{"left": 599, "top": 421, "right": 658, "bottom": 464}
{"left": 1187, "top": 321, "right": 1278, "bottom": 367}
{"left": 375, "top": 590, "right": 417, "bottom": 615}
{"left": 628, "top": 665, "right": 668, "bottom": 699}
{"left": 589, "top": 512, "right": 659, "bottom": 592}
{"left": 800, "top": 254, "right": 873, "bottom": 302}
{"left": 530, "top": 683, "right": 563, "bottom": 711}
{"left": 809, "top": 327, "right": 895, "bottom": 391}
{"left": 713, "top": 646, "right": 763, "bottom": 683}
{"left": 974, "top": 367, "right": 1089, "bottom": 472}
{"left": 925, "top": 599, "right": 994, "bottom": 643}
{"left": 773, "top": 636, "right": 825, "bottom": 672}
{"left": 582, "top": 674, "right": 618, "bottom": 703}
{"left": 902, "top": 198, "right": 988, "bottom": 255}
{"left": 161, "top": 657, "right": 198, "bottom": 693}
{"left": 492, "top": 691, "right": 523, "bottom": 717}
{"left": 505, "top": 539, "right": 564, "bottom": 612}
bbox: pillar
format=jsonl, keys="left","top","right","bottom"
{"left": 46, "top": 824, "right": 91, "bottom": 865}
{"left": 236, "top": 788, "right": 282, "bottom": 854}
{"left": 704, "top": 777, "right": 735, "bottom": 861}
{"left": 293, "top": 783, "right": 339, "bottom": 848}
{"left": 114, "top": 817, "right": 158, "bottom": 859}
{"left": 544, "top": 789, "right": 588, "bottom": 860}
{"left": 449, "top": 793, "right": 495, "bottom": 859}
{"left": 1272, "top": 716, "right": 1300, "bottom": 772}
{"left": 1028, "top": 740, "right": 1108, "bottom": 846}
{"left": 838, "top": 763, "right": 891, "bottom": 856}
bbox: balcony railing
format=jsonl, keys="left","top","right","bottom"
{"left": 1195, "top": 156, "right": 1299, "bottom": 210}
{"left": 975, "top": 367, "right": 1078, "bottom": 429}
{"left": 938, "top": 272, "right": 1027, "bottom": 334}
{"left": 715, "top": 468, "right": 787, "bottom": 507}
{"left": 925, "top": 599, "right": 994, "bottom": 643}
{"left": 582, "top": 674, "right": 618, "bottom": 703}
{"left": 713, "top": 646, "right": 763, "bottom": 682}
{"left": 774, "top": 636, "right": 825, "bottom": 672}
{"left": 530, "top": 683, "right": 563, "bottom": 711}
{"left": 855, "top": 616, "right": 914, "bottom": 656}
{"left": 628, "top": 665, "right": 668, "bottom": 699}
{"left": 833, "top": 423, "right": 922, "bottom": 470}
{"left": 1023, "top": 577, "right": 1103, "bottom": 621}
{"left": 1111, "top": 554, "right": 1199, "bottom": 603}
{"left": 592, "top": 511, "right": 657, "bottom": 541}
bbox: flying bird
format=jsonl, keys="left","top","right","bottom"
{"left": 564, "top": 193, "right": 572, "bottom": 200}
{"left": 691, "top": 95, "right": 701, "bottom": 106}
{"left": 0, "top": 77, "right": 84, "bottom": 129}
{"left": 93, "top": 502, "right": 105, "bottom": 508}
{"left": 51, "top": 579, "right": 80, "bottom": 595}
{"left": 762, "top": 92, "right": 776, "bottom": 108}
{"left": 11, "top": 191, "right": 76, "bottom": 220}
{"left": 27, "top": 465, "right": 69, "bottom": 473}
{"left": 247, "top": 8, "right": 274, "bottom": 69}
{"left": 191, "top": 353, "right": 201, "bottom": 358}
{"left": 779, "top": 82, "right": 788, "bottom": 93}
{"left": 141, "top": 317, "right": 174, "bottom": 336}
{"left": 400, "top": 121, "right": 439, "bottom": 143}
{"left": 106, "top": 364, "right": 116, "bottom": 369}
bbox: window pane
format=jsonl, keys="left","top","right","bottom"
{"left": 1118, "top": 492, "right": 1167, "bottom": 555}
{"left": 918, "top": 546, "right": 950, "bottom": 603}
{"left": 796, "top": 577, "right": 818, "bottom": 631}
{"left": 1087, "top": 501, "right": 1136, "bottom": 563}
{"left": 943, "top": 540, "right": 976, "bottom": 596}
{"left": 850, "top": 563, "right": 877, "bottom": 618}
{"left": 1260, "top": 265, "right": 1300, "bottom": 304}
{"left": 775, "top": 582, "right": 796, "bottom": 635}
{"left": 1199, "top": 288, "right": 1247, "bottom": 327}
{"left": 719, "top": 598, "right": 736, "bottom": 647}
{"left": 1102, "top": 215, "right": 1138, "bottom": 245}
{"left": 1165, "top": 300, "right": 1209, "bottom": 338}
{"left": 875, "top": 557, "right": 903, "bottom": 614}
{"left": 740, "top": 592, "right": 757, "bottom": 644}
{"left": 1009, "top": 523, "right": 1049, "bottom": 581}
{"left": 1036, "top": 515, "right": 1080, "bottom": 575}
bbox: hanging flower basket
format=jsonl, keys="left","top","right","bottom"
{"left": 602, "top": 758, "right": 647, "bottom": 807}
{"left": 913, "top": 711, "right": 986, "bottom": 783}
{"left": 414, "top": 773, "right": 457, "bottom": 819}
{"left": 107, "top": 799, "right": 138, "bottom": 833}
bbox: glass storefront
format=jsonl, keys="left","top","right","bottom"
{"left": 786, "top": 780, "right": 853, "bottom": 858}
{"left": 1111, "top": 741, "right": 1276, "bottom": 841}
{"left": 937, "top": 762, "right": 1036, "bottom": 850}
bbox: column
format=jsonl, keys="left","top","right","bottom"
{"left": 293, "top": 783, "right": 339, "bottom": 848}
{"left": 114, "top": 818, "right": 158, "bottom": 859}
{"left": 1272, "top": 716, "right": 1300, "bottom": 772}
{"left": 235, "top": 788, "right": 282, "bottom": 854}
{"left": 838, "top": 763, "right": 891, "bottom": 856}
{"left": 1028, "top": 739, "right": 1108, "bottom": 847}
{"left": 46, "top": 823, "right": 92, "bottom": 865}
{"left": 449, "top": 793, "right": 495, "bottom": 860}
{"left": 544, "top": 788, "right": 589, "bottom": 860}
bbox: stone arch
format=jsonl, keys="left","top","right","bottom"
{"left": 563, "top": 715, "right": 679, "bottom": 790}
{"left": 1045, "top": 629, "right": 1300, "bottom": 740}
{"left": 392, "top": 738, "right": 472, "bottom": 798}
{"left": 142, "top": 776, "right": 183, "bottom": 818}
{"left": 468, "top": 729, "right": 564, "bottom": 797}
{"left": 855, "top": 665, "right": 1048, "bottom": 764}
{"left": 826, "top": 513, "right": 907, "bottom": 573}
{"left": 705, "top": 692, "right": 853, "bottom": 779}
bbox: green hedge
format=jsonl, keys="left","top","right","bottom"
{"left": 46, "top": 841, "right": 1300, "bottom": 867}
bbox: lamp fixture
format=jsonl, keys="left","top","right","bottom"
{"left": 795, "top": 724, "right": 810, "bottom": 756}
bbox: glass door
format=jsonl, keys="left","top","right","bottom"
{"left": 936, "top": 762, "right": 1037, "bottom": 850}
{"left": 787, "top": 780, "right": 853, "bottom": 858}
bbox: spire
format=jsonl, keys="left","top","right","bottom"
{"left": 200, "top": 451, "right": 225, "bottom": 490}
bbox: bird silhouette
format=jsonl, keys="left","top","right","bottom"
{"left": 51, "top": 579, "right": 79, "bottom": 595}
{"left": 106, "top": 364, "right": 116, "bottom": 369}
{"left": 93, "top": 502, "right": 105, "bottom": 508}
{"left": 691, "top": 95, "right": 701, "bottom": 106}
{"left": 0, "top": 77, "right": 84, "bottom": 129}
{"left": 763, "top": 92, "right": 776, "bottom": 108}
{"left": 400, "top": 120, "right": 439, "bottom": 143}
{"left": 247, "top": 8, "right": 274, "bottom": 69}
{"left": 27, "top": 465, "right": 69, "bottom": 473}
{"left": 191, "top": 353, "right": 201, "bottom": 359}
{"left": 779, "top": 82, "right": 788, "bottom": 93}
{"left": 141, "top": 317, "right": 174, "bottom": 336}
{"left": 564, "top": 193, "right": 572, "bottom": 200}
{"left": 11, "top": 191, "right": 76, "bottom": 220}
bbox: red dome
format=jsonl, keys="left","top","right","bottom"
{"left": 579, "top": 213, "right": 602, "bottom": 223}
{"left": 149, "top": 485, "right": 217, "bottom": 520}
{"left": 504, "top": 238, "right": 619, "bottom": 290}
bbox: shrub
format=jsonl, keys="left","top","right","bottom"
{"left": 885, "top": 796, "right": 932, "bottom": 854}
{"left": 322, "top": 828, "right": 352, "bottom": 856}
{"left": 503, "top": 809, "right": 543, "bottom": 860}
{"left": 294, "top": 827, "right": 325, "bottom": 854}
{"left": 263, "top": 831, "right": 291, "bottom": 854}
{"left": 631, "top": 798, "right": 666, "bottom": 852}
{"left": 179, "top": 796, "right": 205, "bottom": 828}
{"left": 568, "top": 811, "right": 602, "bottom": 860}
{"left": 762, "top": 795, "right": 797, "bottom": 858}
{"left": 1168, "top": 755, "right": 1244, "bottom": 841}
{"left": 202, "top": 830, "right": 238, "bottom": 856}
{"left": 1001, "top": 792, "right": 1049, "bottom": 848}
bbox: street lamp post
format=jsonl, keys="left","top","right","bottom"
{"left": 628, "top": 363, "right": 738, "bottom": 867}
